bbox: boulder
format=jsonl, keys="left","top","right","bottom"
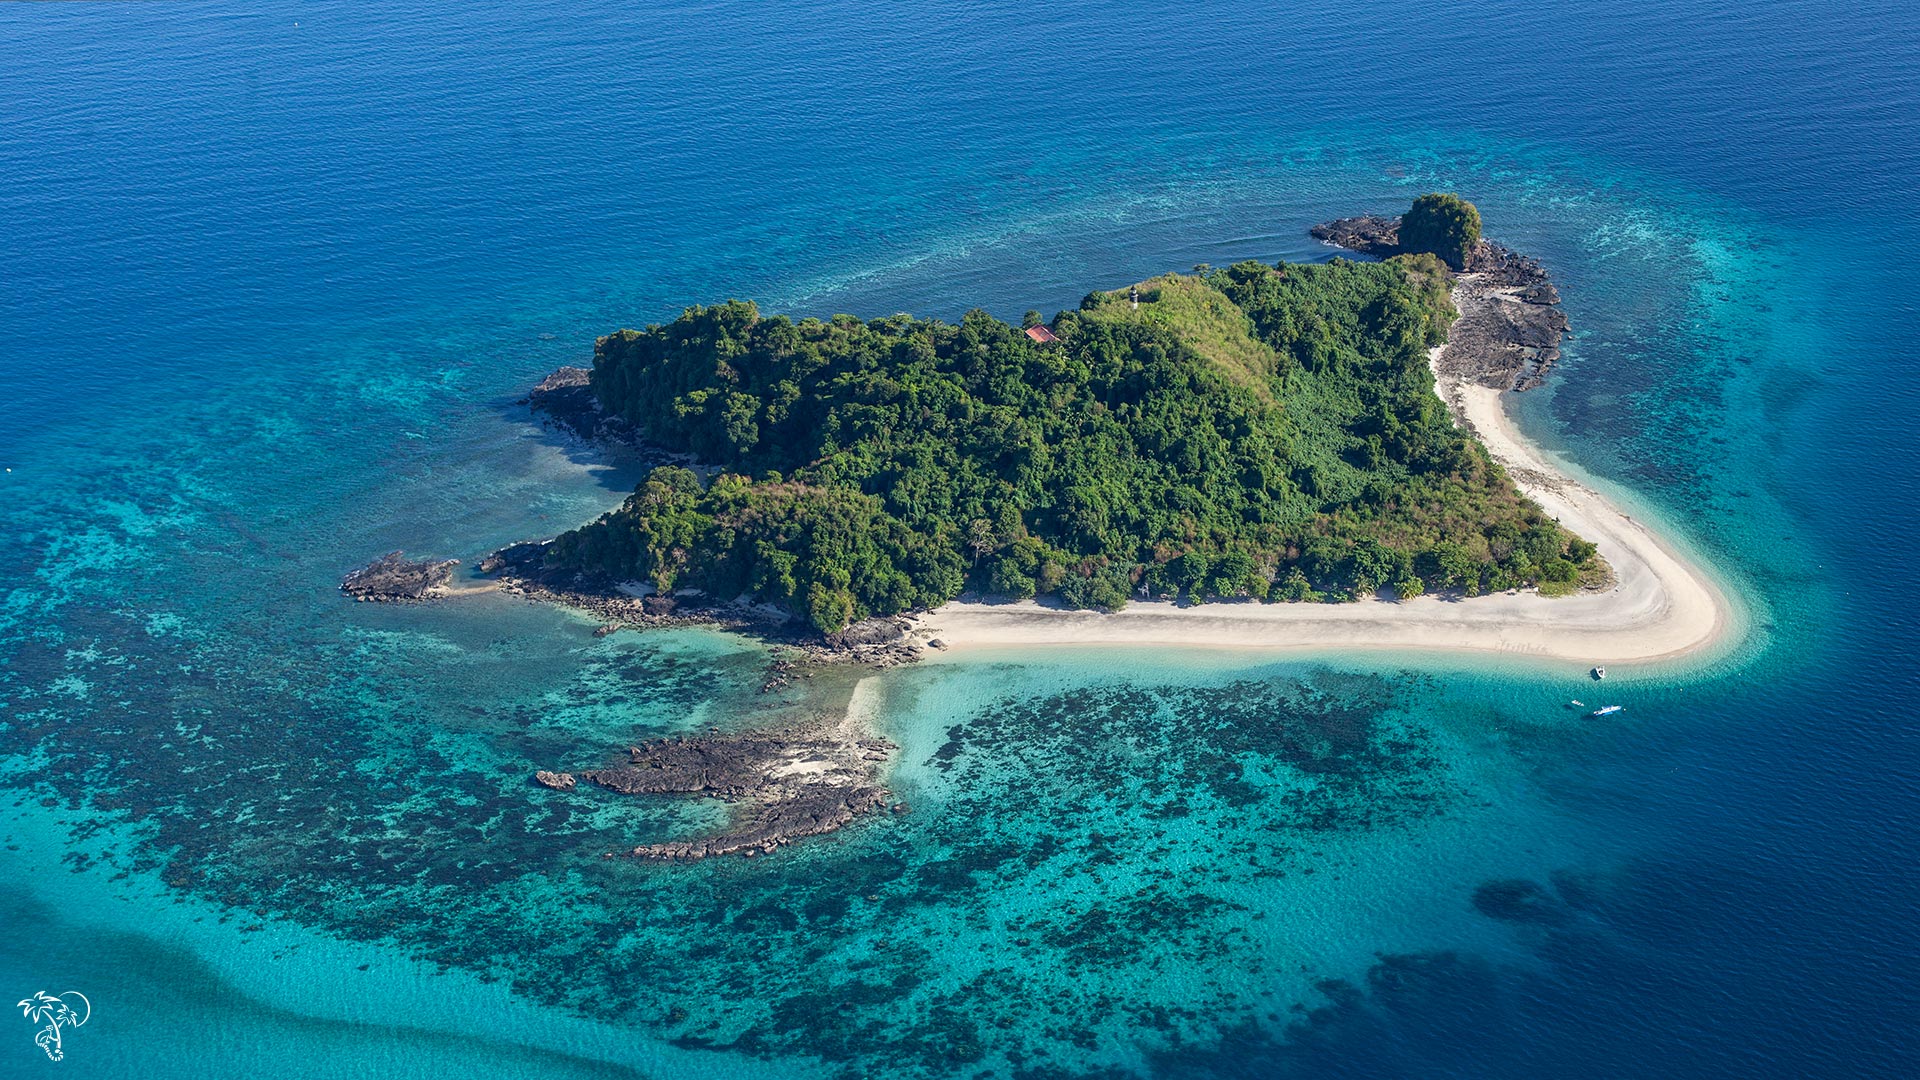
{"left": 827, "top": 617, "right": 906, "bottom": 649}
{"left": 534, "top": 770, "right": 577, "bottom": 791}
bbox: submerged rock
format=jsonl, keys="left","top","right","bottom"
{"left": 533, "top": 770, "right": 577, "bottom": 791}
{"left": 340, "top": 551, "right": 457, "bottom": 601}
{"left": 1471, "top": 878, "right": 1572, "bottom": 926}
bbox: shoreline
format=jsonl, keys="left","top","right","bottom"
{"left": 908, "top": 271, "right": 1734, "bottom": 670}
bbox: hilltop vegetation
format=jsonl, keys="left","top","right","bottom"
{"left": 545, "top": 244, "right": 1601, "bottom": 632}
{"left": 1398, "top": 192, "right": 1483, "bottom": 270}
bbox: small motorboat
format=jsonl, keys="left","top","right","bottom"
{"left": 1591, "top": 666, "right": 1607, "bottom": 680}
{"left": 1588, "top": 705, "right": 1623, "bottom": 718}
{"left": 1570, "top": 699, "right": 1585, "bottom": 708}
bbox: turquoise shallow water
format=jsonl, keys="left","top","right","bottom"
{"left": 2, "top": 1, "right": 1916, "bottom": 1077}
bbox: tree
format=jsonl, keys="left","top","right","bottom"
{"left": 1272, "top": 567, "right": 1321, "bottom": 603}
{"left": 966, "top": 518, "right": 999, "bottom": 561}
{"left": 985, "top": 555, "right": 1037, "bottom": 598}
{"left": 1399, "top": 193, "right": 1482, "bottom": 270}
{"left": 1207, "top": 550, "right": 1261, "bottom": 598}
{"left": 807, "top": 583, "right": 855, "bottom": 634}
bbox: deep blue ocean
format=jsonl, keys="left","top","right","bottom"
{"left": 2, "top": 2, "right": 1916, "bottom": 1077}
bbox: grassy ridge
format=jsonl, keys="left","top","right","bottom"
{"left": 547, "top": 254, "right": 1602, "bottom": 632}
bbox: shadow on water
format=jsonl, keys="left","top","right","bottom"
{"left": 494, "top": 395, "right": 657, "bottom": 499}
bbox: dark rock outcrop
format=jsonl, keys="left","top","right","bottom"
{"left": 523, "top": 365, "right": 691, "bottom": 459}
{"left": 478, "top": 540, "right": 548, "bottom": 576}
{"left": 340, "top": 551, "right": 457, "bottom": 601}
{"left": 522, "top": 366, "right": 636, "bottom": 444}
{"left": 534, "top": 770, "right": 577, "bottom": 791}
{"left": 1309, "top": 215, "right": 1402, "bottom": 257}
{"left": 552, "top": 724, "right": 897, "bottom": 860}
{"left": 478, "top": 542, "right": 923, "bottom": 669}
{"left": 826, "top": 616, "right": 907, "bottom": 649}
{"left": 1442, "top": 270, "right": 1570, "bottom": 392}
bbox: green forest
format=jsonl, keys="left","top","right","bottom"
{"left": 545, "top": 244, "right": 1602, "bottom": 632}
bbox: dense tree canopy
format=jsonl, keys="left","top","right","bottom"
{"left": 545, "top": 252, "right": 1601, "bottom": 632}
{"left": 1399, "top": 193, "right": 1483, "bottom": 270}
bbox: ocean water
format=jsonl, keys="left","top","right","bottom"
{"left": 1, "top": 1, "right": 1916, "bottom": 1077}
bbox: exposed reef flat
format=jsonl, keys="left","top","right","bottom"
{"left": 545, "top": 720, "right": 899, "bottom": 860}
{"left": 1312, "top": 214, "right": 1569, "bottom": 391}
{"left": 339, "top": 551, "right": 459, "bottom": 602}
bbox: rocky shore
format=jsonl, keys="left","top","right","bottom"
{"left": 474, "top": 537, "right": 927, "bottom": 670}
{"left": 1311, "top": 215, "right": 1570, "bottom": 391}
{"left": 539, "top": 722, "right": 901, "bottom": 860}
{"left": 522, "top": 365, "right": 697, "bottom": 470}
{"left": 521, "top": 366, "right": 638, "bottom": 445}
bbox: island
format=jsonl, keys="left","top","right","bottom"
{"left": 359, "top": 196, "right": 1730, "bottom": 859}
{"left": 524, "top": 194, "right": 1610, "bottom": 641}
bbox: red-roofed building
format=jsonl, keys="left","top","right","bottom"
{"left": 1025, "top": 324, "right": 1058, "bottom": 344}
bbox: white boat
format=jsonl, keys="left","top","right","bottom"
{"left": 1591, "top": 666, "right": 1607, "bottom": 680}
{"left": 1588, "top": 705, "right": 1623, "bottom": 717}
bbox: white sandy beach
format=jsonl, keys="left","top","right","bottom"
{"left": 911, "top": 283, "right": 1732, "bottom": 667}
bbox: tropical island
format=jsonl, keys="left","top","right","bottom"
{"left": 530, "top": 195, "right": 1609, "bottom": 636}
{"left": 342, "top": 195, "right": 1729, "bottom": 858}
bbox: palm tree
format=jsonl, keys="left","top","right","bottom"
{"left": 18, "top": 991, "right": 88, "bottom": 1062}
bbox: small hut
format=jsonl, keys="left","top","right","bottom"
{"left": 1024, "top": 325, "right": 1058, "bottom": 344}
